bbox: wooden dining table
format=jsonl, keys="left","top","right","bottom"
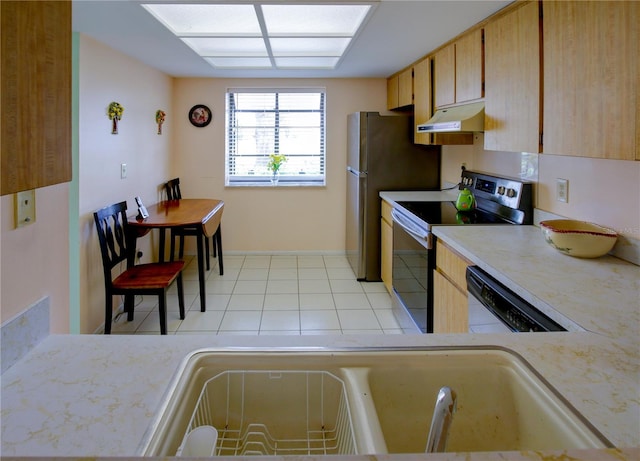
{"left": 127, "top": 198, "right": 224, "bottom": 313}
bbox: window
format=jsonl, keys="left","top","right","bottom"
{"left": 225, "top": 88, "right": 326, "bottom": 186}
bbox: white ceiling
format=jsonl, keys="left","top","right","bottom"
{"left": 72, "top": 0, "right": 513, "bottom": 79}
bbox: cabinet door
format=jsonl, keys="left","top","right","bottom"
{"left": 397, "top": 67, "right": 413, "bottom": 107}
{"left": 434, "top": 43, "right": 455, "bottom": 108}
{"left": 380, "top": 201, "right": 393, "bottom": 293}
{"left": 1, "top": 1, "right": 72, "bottom": 195}
{"left": 455, "top": 28, "right": 484, "bottom": 103}
{"left": 543, "top": 1, "right": 639, "bottom": 160}
{"left": 433, "top": 270, "right": 468, "bottom": 333}
{"left": 413, "top": 58, "right": 432, "bottom": 145}
{"left": 386, "top": 75, "right": 399, "bottom": 110}
{"left": 485, "top": 1, "right": 541, "bottom": 153}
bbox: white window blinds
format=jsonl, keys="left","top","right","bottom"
{"left": 225, "top": 88, "right": 326, "bottom": 186}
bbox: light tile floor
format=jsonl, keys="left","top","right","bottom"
{"left": 110, "top": 254, "right": 404, "bottom": 335}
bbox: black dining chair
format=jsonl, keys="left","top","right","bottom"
{"left": 93, "top": 201, "right": 186, "bottom": 335}
{"left": 164, "top": 178, "right": 223, "bottom": 275}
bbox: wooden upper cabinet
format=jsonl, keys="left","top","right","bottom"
{"left": 434, "top": 43, "right": 456, "bottom": 108}
{"left": 387, "top": 67, "right": 413, "bottom": 110}
{"left": 484, "top": 1, "right": 541, "bottom": 153}
{"left": 413, "top": 57, "right": 431, "bottom": 145}
{"left": 1, "top": 0, "right": 72, "bottom": 195}
{"left": 434, "top": 30, "right": 483, "bottom": 109}
{"left": 386, "top": 75, "right": 399, "bottom": 110}
{"left": 543, "top": 1, "right": 639, "bottom": 160}
{"left": 455, "top": 28, "right": 484, "bottom": 104}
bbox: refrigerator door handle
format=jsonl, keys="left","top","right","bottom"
{"left": 347, "top": 166, "right": 366, "bottom": 177}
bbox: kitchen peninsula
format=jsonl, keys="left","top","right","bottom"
{"left": 1, "top": 227, "right": 638, "bottom": 460}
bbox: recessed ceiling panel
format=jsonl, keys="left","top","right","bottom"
{"left": 275, "top": 57, "right": 340, "bottom": 69}
{"left": 182, "top": 37, "right": 268, "bottom": 56}
{"left": 143, "top": 4, "right": 261, "bottom": 35}
{"left": 262, "top": 5, "right": 371, "bottom": 35}
{"left": 270, "top": 37, "right": 350, "bottom": 56}
{"left": 205, "top": 56, "right": 273, "bottom": 69}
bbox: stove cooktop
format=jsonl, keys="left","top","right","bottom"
{"left": 396, "top": 200, "right": 512, "bottom": 226}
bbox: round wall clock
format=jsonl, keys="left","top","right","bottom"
{"left": 188, "top": 104, "right": 212, "bottom": 127}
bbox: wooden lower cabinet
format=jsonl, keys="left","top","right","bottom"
{"left": 433, "top": 242, "right": 471, "bottom": 333}
{"left": 380, "top": 201, "right": 393, "bottom": 293}
{"left": 433, "top": 271, "right": 468, "bottom": 333}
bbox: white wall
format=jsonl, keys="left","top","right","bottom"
{"left": 172, "top": 78, "right": 389, "bottom": 252}
{"left": 441, "top": 134, "right": 640, "bottom": 241}
{"left": 78, "top": 35, "right": 174, "bottom": 333}
{"left": 0, "top": 184, "right": 70, "bottom": 332}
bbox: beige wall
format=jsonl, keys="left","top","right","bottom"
{"left": 441, "top": 134, "right": 640, "bottom": 240}
{"left": 78, "top": 35, "right": 173, "bottom": 333}
{"left": 0, "top": 184, "right": 70, "bottom": 332}
{"left": 172, "top": 78, "right": 388, "bottom": 252}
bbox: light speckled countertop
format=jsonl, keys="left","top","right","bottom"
{"left": 1, "top": 190, "right": 638, "bottom": 460}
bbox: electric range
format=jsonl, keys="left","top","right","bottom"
{"left": 390, "top": 170, "right": 533, "bottom": 333}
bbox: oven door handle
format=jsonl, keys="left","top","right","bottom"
{"left": 391, "top": 208, "right": 430, "bottom": 240}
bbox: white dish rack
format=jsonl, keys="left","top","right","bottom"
{"left": 177, "top": 370, "right": 357, "bottom": 456}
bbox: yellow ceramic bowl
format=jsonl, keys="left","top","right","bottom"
{"left": 540, "top": 219, "right": 618, "bottom": 258}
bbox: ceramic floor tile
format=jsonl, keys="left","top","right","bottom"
{"left": 266, "top": 280, "right": 298, "bottom": 294}
{"left": 268, "top": 268, "right": 298, "bottom": 280}
{"left": 123, "top": 253, "right": 408, "bottom": 337}
{"left": 260, "top": 310, "right": 300, "bottom": 331}
{"left": 361, "top": 282, "right": 388, "bottom": 293}
{"left": 270, "top": 256, "right": 298, "bottom": 268}
{"left": 219, "top": 310, "right": 262, "bottom": 331}
{"left": 373, "top": 309, "right": 401, "bottom": 329}
{"left": 300, "top": 310, "right": 341, "bottom": 330}
{"left": 205, "top": 279, "right": 236, "bottom": 295}
{"left": 298, "top": 279, "right": 331, "bottom": 294}
{"left": 329, "top": 279, "right": 365, "bottom": 293}
{"left": 323, "top": 255, "right": 351, "bottom": 268}
{"left": 190, "top": 294, "right": 230, "bottom": 311}
{"left": 264, "top": 294, "right": 299, "bottom": 310}
{"left": 327, "top": 268, "right": 358, "bottom": 280}
{"left": 298, "top": 268, "right": 328, "bottom": 280}
{"left": 233, "top": 280, "right": 267, "bottom": 294}
{"left": 238, "top": 268, "right": 269, "bottom": 280}
{"left": 243, "top": 255, "right": 272, "bottom": 268}
{"left": 299, "top": 293, "right": 335, "bottom": 310}
{"left": 337, "top": 309, "right": 381, "bottom": 330}
{"left": 297, "top": 255, "right": 325, "bottom": 268}
{"left": 333, "top": 293, "right": 371, "bottom": 309}
{"left": 367, "top": 292, "right": 393, "bottom": 309}
{"left": 227, "top": 294, "right": 265, "bottom": 310}
{"left": 178, "top": 311, "right": 225, "bottom": 332}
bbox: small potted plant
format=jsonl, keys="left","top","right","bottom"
{"left": 155, "top": 110, "right": 166, "bottom": 135}
{"left": 267, "top": 153, "right": 287, "bottom": 185}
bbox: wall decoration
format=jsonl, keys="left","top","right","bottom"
{"left": 188, "top": 104, "right": 212, "bottom": 128}
{"left": 155, "top": 110, "right": 166, "bottom": 135}
{"left": 107, "top": 101, "right": 124, "bottom": 135}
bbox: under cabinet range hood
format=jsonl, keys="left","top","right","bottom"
{"left": 417, "top": 101, "right": 485, "bottom": 133}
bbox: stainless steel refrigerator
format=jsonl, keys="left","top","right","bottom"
{"left": 346, "top": 112, "right": 441, "bottom": 281}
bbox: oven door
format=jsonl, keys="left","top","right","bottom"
{"left": 391, "top": 209, "right": 434, "bottom": 333}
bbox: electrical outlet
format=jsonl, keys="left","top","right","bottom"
{"left": 556, "top": 178, "right": 568, "bottom": 203}
{"left": 121, "top": 163, "right": 127, "bottom": 179}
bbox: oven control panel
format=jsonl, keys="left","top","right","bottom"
{"left": 461, "top": 170, "right": 533, "bottom": 224}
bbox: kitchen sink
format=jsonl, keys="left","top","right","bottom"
{"left": 141, "top": 347, "right": 611, "bottom": 456}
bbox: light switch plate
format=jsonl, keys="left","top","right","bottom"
{"left": 15, "top": 189, "right": 36, "bottom": 228}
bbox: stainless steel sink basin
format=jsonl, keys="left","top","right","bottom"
{"left": 142, "top": 347, "right": 611, "bottom": 456}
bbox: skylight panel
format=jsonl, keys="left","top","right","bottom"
{"left": 141, "top": 2, "right": 374, "bottom": 70}
{"left": 270, "top": 37, "right": 351, "bottom": 56}
{"left": 182, "top": 37, "right": 268, "bottom": 57}
{"left": 143, "top": 4, "right": 261, "bottom": 35}
{"left": 262, "top": 5, "right": 371, "bottom": 36}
